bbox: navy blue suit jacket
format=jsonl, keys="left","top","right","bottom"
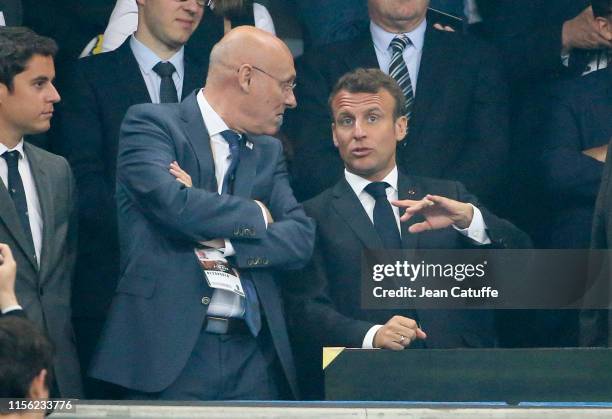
{"left": 89, "top": 92, "right": 315, "bottom": 398}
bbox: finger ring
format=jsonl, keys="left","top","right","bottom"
{"left": 399, "top": 335, "right": 406, "bottom": 343}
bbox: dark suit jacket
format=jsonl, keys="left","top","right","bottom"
{"left": 579, "top": 140, "right": 612, "bottom": 347}
{"left": 55, "top": 40, "right": 206, "bottom": 322}
{"left": 89, "top": 92, "right": 315, "bottom": 398}
{"left": 22, "top": 0, "right": 115, "bottom": 72}
{"left": 0, "top": 143, "right": 81, "bottom": 397}
{"left": 286, "top": 19, "right": 509, "bottom": 206}
{"left": 0, "top": 308, "right": 25, "bottom": 317}
{"left": 474, "top": 0, "right": 592, "bottom": 249}
{"left": 0, "top": 0, "right": 22, "bottom": 25}
{"left": 284, "top": 172, "right": 530, "bottom": 398}
{"left": 287, "top": 172, "right": 530, "bottom": 347}
{"left": 538, "top": 67, "right": 612, "bottom": 248}
{"left": 593, "top": 141, "right": 612, "bottom": 251}
{"left": 472, "top": 0, "right": 590, "bottom": 84}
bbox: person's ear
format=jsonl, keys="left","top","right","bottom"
{"left": 595, "top": 16, "right": 612, "bottom": 40}
{"left": 332, "top": 123, "right": 339, "bottom": 148}
{"left": 237, "top": 64, "right": 253, "bottom": 93}
{"left": 0, "top": 82, "right": 9, "bottom": 104}
{"left": 28, "top": 369, "right": 49, "bottom": 399}
{"left": 395, "top": 115, "right": 408, "bottom": 142}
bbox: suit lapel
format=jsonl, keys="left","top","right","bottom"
{"left": 232, "top": 135, "right": 256, "bottom": 198}
{"left": 0, "top": 145, "right": 39, "bottom": 272}
{"left": 113, "top": 40, "right": 151, "bottom": 105}
{"left": 341, "top": 31, "right": 380, "bottom": 70}
{"left": 182, "top": 54, "right": 205, "bottom": 100}
{"left": 409, "top": 24, "right": 453, "bottom": 143}
{"left": 331, "top": 179, "right": 383, "bottom": 249}
{"left": 606, "top": 67, "right": 612, "bottom": 98}
{"left": 24, "top": 143, "right": 53, "bottom": 277}
{"left": 398, "top": 173, "right": 422, "bottom": 249}
{"left": 0, "top": 181, "right": 39, "bottom": 272}
{"left": 179, "top": 92, "right": 217, "bottom": 191}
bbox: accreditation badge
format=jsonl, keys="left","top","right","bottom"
{"left": 194, "top": 248, "right": 245, "bottom": 297}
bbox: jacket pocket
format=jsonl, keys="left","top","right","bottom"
{"left": 116, "top": 275, "right": 157, "bottom": 298}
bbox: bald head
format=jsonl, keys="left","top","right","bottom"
{"left": 203, "top": 26, "right": 297, "bottom": 136}
{"left": 207, "top": 26, "right": 293, "bottom": 80}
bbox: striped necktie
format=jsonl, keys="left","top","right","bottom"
{"left": 389, "top": 35, "right": 414, "bottom": 119}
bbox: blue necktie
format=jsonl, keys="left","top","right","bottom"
{"left": 220, "top": 130, "right": 241, "bottom": 195}
{"left": 365, "top": 182, "right": 402, "bottom": 249}
{"left": 220, "top": 130, "right": 261, "bottom": 336}
{"left": 2, "top": 151, "right": 35, "bottom": 258}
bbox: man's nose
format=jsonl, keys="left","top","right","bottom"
{"left": 285, "top": 89, "right": 297, "bottom": 109}
{"left": 353, "top": 119, "right": 366, "bottom": 139}
{"left": 48, "top": 83, "right": 60, "bottom": 103}
{"left": 182, "top": 0, "right": 201, "bottom": 14}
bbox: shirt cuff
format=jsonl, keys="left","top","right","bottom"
{"left": 254, "top": 201, "right": 269, "bottom": 229}
{"left": 222, "top": 239, "right": 236, "bottom": 257}
{"left": 453, "top": 205, "right": 491, "bottom": 244}
{"left": 362, "top": 324, "right": 384, "bottom": 349}
{"left": 1, "top": 305, "right": 23, "bottom": 315}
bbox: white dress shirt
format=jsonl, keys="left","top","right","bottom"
{"left": 371, "top": 18, "right": 427, "bottom": 94}
{"left": 195, "top": 89, "right": 268, "bottom": 318}
{"left": 0, "top": 140, "right": 43, "bottom": 265}
{"left": 343, "top": 166, "right": 491, "bottom": 348}
{"left": 129, "top": 35, "right": 185, "bottom": 104}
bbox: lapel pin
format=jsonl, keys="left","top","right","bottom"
{"left": 246, "top": 141, "right": 253, "bottom": 150}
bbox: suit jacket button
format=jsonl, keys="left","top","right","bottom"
{"left": 201, "top": 296, "right": 210, "bottom": 305}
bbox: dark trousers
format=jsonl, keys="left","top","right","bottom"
{"left": 126, "top": 320, "right": 285, "bottom": 400}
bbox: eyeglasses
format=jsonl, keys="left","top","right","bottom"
{"left": 175, "top": 0, "right": 206, "bottom": 6}
{"left": 250, "top": 65, "right": 297, "bottom": 94}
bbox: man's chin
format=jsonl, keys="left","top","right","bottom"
{"left": 26, "top": 123, "right": 51, "bottom": 135}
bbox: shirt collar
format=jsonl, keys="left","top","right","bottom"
{"left": 0, "top": 139, "right": 25, "bottom": 159}
{"left": 130, "top": 34, "right": 185, "bottom": 80}
{"left": 196, "top": 89, "right": 230, "bottom": 137}
{"left": 345, "top": 165, "right": 399, "bottom": 197}
{"left": 370, "top": 17, "right": 427, "bottom": 55}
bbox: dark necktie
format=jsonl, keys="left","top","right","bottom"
{"left": 364, "top": 181, "right": 402, "bottom": 249}
{"left": 2, "top": 151, "right": 35, "bottom": 257}
{"left": 219, "top": 130, "right": 261, "bottom": 336}
{"left": 389, "top": 36, "right": 415, "bottom": 119}
{"left": 152, "top": 61, "right": 178, "bottom": 103}
{"left": 220, "top": 130, "right": 241, "bottom": 195}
